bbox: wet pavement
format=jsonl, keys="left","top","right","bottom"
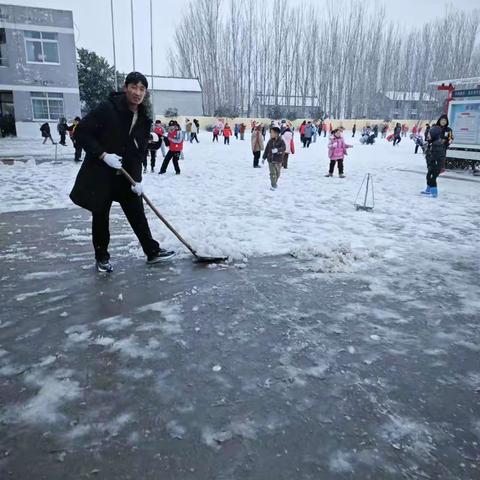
{"left": 0, "top": 208, "right": 479, "bottom": 479}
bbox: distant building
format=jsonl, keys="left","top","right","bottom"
{"left": 372, "top": 91, "right": 439, "bottom": 120}
{"left": 252, "top": 93, "right": 322, "bottom": 119}
{"left": 0, "top": 4, "right": 81, "bottom": 138}
{"left": 150, "top": 77, "right": 203, "bottom": 117}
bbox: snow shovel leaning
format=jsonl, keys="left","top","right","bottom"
{"left": 120, "top": 168, "right": 228, "bottom": 264}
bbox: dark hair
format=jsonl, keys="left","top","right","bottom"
{"left": 155, "top": 119, "right": 161, "bottom": 124}
{"left": 125, "top": 71, "right": 148, "bottom": 89}
{"left": 74, "top": 116, "right": 81, "bottom": 121}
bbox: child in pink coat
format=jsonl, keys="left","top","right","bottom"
{"left": 325, "top": 129, "right": 352, "bottom": 178}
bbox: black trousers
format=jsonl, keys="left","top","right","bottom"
{"left": 282, "top": 153, "right": 289, "bottom": 169}
{"left": 213, "top": 134, "right": 219, "bottom": 142}
{"left": 160, "top": 150, "right": 180, "bottom": 174}
{"left": 253, "top": 151, "right": 261, "bottom": 167}
{"left": 393, "top": 135, "right": 401, "bottom": 146}
{"left": 42, "top": 134, "right": 54, "bottom": 144}
{"left": 329, "top": 159, "right": 344, "bottom": 175}
{"left": 303, "top": 137, "right": 312, "bottom": 148}
{"left": 426, "top": 164, "right": 440, "bottom": 188}
{"left": 224, "top": 136, "right": 230, "bottom": 145}
{"left": 60, "top": 133, "right": 66, "bottom": 145}
{"left": 190, "top": 132, "right": 199, "bottom": 143}
{"left": 143, "top": 149, "right": 157, "bottom": 169}
{"left": 415, "top": 144, "right": 422, "bottom": 154}
{"left": 74, "top": 144, "right": 82, "bottom": 162}
{"left": 92, "top": 194, "right": 159, "bottom": 261}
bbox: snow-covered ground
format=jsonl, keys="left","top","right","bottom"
{"left": 1, "top": 133, "right": 479, "bottom": 274}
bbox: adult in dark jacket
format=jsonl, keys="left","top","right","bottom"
{"left": 393, "top": 123, "right": 401, "bottom": 146}
{"left": 70, "top": 72, "right": 175, "bottom": 273}
{"left": 421, "top": 125, "right": 445, "bottom": 198}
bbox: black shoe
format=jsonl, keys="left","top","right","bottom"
{"left": 175, "top": 172, "right": 181, "bottom": 175}
{"left": 147, "top": 249, "right": 176, "bottom": 264}
{"left": 96, "top": 259, "right": 113, "bottom": 273}
{"left": 159, "top": 171, "right": 166, "bottom": 175}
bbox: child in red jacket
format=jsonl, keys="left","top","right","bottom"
{"left": 212, "top": 126, "right": 220, "bottom": 142}
{"left": 223, "top": 124, "right": 232, "bottom": 145}
{"left": 159, "top": 120, "right": 183, "bottom": 175}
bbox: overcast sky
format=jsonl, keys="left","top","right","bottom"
{"left": 5, "top": 0, "right": 479, "bottom": 78}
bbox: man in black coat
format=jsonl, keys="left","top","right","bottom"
{"left": 70, "top": 72, "right": 175, "bottom": 273}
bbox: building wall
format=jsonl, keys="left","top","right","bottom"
{"left": 152, "top": 91, "right": 203, "bottom": 117}
{"left": 0, "top": 4, "right": 81, "bottom": 137}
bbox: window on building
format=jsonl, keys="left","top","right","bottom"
{"left": 0, "top": 28, "right": 7, "bottom": 66}
{"left": 24, "top": 31, "right": 59, "bottom": 64}
{"left": 31, "top": 92, "right": 64, "bottom": 120}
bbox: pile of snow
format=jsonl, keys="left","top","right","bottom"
{"left": 1, "top": 134, "right": 479, "bottom": 267}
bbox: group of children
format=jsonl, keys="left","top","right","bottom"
{"left": 142, "top": 119, "right": 185, "bottom": 175}
{"left": 144, "top": 114, "right": 453, "bottom": 198}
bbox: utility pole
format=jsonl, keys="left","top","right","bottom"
{"left": 110, "top": 0, "right": 117, "bottom": 89}
{"left": 131, "top": 0, "right": 136, "bottom": 70}
{"left": 150, "top": 0, "right": 155, "bottom": 119}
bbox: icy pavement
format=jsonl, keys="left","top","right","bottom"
{"left": 1, "top": 205, "right": 480, "bottom": 479}
{"left": 0, "top": 135, "right": 480, "bottom": 478}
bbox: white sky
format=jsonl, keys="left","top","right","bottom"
{"left": 3, "top": 0, "right": 479, "bottom": 77}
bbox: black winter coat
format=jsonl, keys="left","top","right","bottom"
{"left": 70, "top": 93, "right": 151, "bottom": 213}
{"left": 425, "top": 139, "right": 446, "bottom": 170}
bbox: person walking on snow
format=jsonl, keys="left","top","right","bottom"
{"left": 223, "top": 123, "right": 232, "bottom": 145}
{"left": 435, "top": 114, "right": 454, "bottom": 172}
{"left": 212, "top": 126, "right": 220, "bottom": 142}
{"left": 159, "top": 120, "right": 183, "bottom": 175}
{"left": 69, "top": 72, "right": 175, "bottom": 273}
{"left": 143, "top": 132, "right": 160, "bottom": 173}
{"left": 281, "top": 124, "right": 294, "bottom": 169}
{"left": 393, "top": 123, "right": 402, "bottom": 146}
{"left": 57, "top": 117, "right": 68, "bottom": 146}
{"left": 191, "top": 119, "right": 200, "bottom": 143}
{"left": 303, "top": 121, "right": 314, "bottom": 148}
{"left": 152, "top": 120, "right": 165, "bottom": 157}
{"left": 251, "top": 124, "right": 264, "bottom": 168}
{"left": 40, "top": 122, "right": 56, "bottom": 144}
{"left": 299, "top": 120, "right": 306, "bottom": 145}
{"left": 352, "top": 123, "right": 357, "bottom": 138}
{"left": 239, "top": 123, "right": 246, "bottom": 140}
{"left": 262, "top": 126, "right": 286, "bottom": 190}
{"left": 67, "top": 116, "right": 83, "bottom": 162}
{"left": 421, "top": 125, "right": 445, "bottom": 198}
{"left": 325, "top": 128, "right": 352, "bottom": 178}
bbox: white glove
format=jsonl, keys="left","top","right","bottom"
{"left": 272, "top": 148, "right": 278, "bottom": 154}
{"left": 103, "top": 153, "right": 122, "bottom": 169}
{"left": 131, "top": 182, "right": 143, "bottom": 196}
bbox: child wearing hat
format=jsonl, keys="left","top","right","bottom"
{"left": 262, "top": 126, "right": 286, "bottom": 190}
